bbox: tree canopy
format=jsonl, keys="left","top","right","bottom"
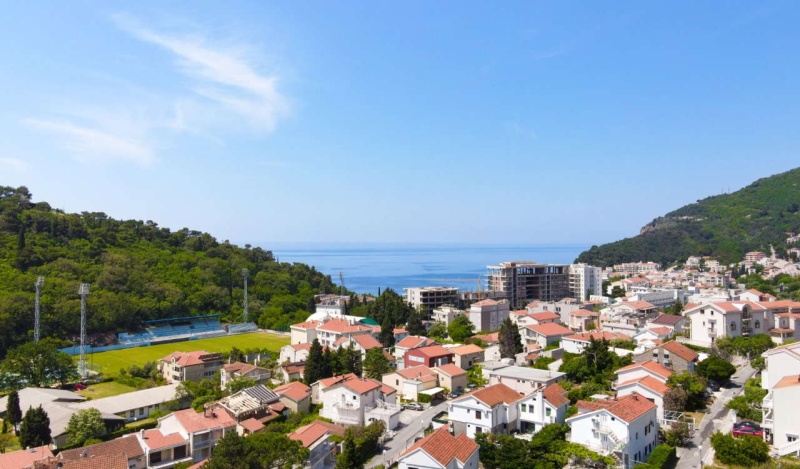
{"left": 498, "top": 318, "right": 522, "bottom": 359}
{"left": 65, "top": 408, "right": 106, "bottom": 447}
{"left": 0, "top": 338, "right": 77, "bottom": 389}
{"left": 0, "top": 186, "right": 338, "bottom": 358}
{"left": 448, "top": 315, "right": 475, "bottom": 343}
{"left": 18, "top": 405, "right": 51, "bottom": 448}
{"left": 205, "top": 430, "right": 309, "bottom": 469}
{"left": 362, "top": 347, "right": 391, "bottom": 380}
{"left": 696, "top": 355, "right": 736, "bottom": 382}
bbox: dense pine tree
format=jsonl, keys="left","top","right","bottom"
{"left": 303, "top": 339, "right": 325, "bottom": 384}
{"left": 498, "top": 319, "right": 523, "bottom": 359}
{"left": 5, "top": 391, "right": 21, "bottom": 431}
{"left": 18, "top": 406, "right": 51, "bottom": 448}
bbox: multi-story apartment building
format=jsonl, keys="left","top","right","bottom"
{"left": 569, "top": 264, "right": 603, "bottom": 302}
{"left": 405, "top": 286, "right": 459, "bottom": 316}
{"left": 432, "top": 305, "right": 464, "bottom": 325}
{"left": 684, "top": 301, "right": 772, "bottom": 348}
{"left": 318, "top": 373, "right": 400, "bottom": 430}
{"left": 516, "top": 383, "right": 569, "bottom": 435}
{"left": 160, "top": 350, "right": 223, "bottom": 383}
{"left": 145, "top": 408, "right": 237, "bottom": 464}
{"left": 745, "top": 251, "right": 767, "bottom": 263}
{"left": 611, "top": 262, "right": 660, "bottom": 276}
{"left": 486, "top": 262, "right": 570, "bottom": 308}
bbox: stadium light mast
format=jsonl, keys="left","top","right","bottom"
{"left": 242, "top": 268, "right": 249, "bottom": 322}
{"left": 34, "top": 276, "right": 44, "bottom": 342}
{"left": 78, "top": 283, "right": 90, "bottom": 378}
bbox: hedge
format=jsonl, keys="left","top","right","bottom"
{"left": 635, "top": 444, "right": 676, "bottom": 469}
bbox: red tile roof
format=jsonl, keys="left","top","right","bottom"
{"left": 435, "top": 364, "right": 467, "bottom": 377}
{"left": 647, "top": 327, "right": 672, "bottom": 336}
{"left": 526, "top": 323, "right": 574, "bottom": 337}
{"left": 60, "top": 436, "right": 144, "bottom": 461}
{"left": 650, "top": 314, "right": 684, "bottom": 326}
{"left": 574, "top": 392, "right": 657, "bottom": 423}
{"left": 472, "top": 299, "right": 498, "bottom": 307}
{"left": 564, "top": 331, "right": 631, "bottom": 342}
{"left": 320, "top": 373, "right": 380, "bottom": 394}
{"left": 616, "top": 360, "right": 673, "bottom": 380}
{"left": 468, "top": 383, "right": 524, "bottom": 407}
{"left": 291, "top": 320, "right": 320, "bottom": 329}
{"left": 571, "top": 309, "right": 599, "bottom": 317}
{"left": 450, "top": 344, "right": 484, "bottom": 355}
{"left": 543, "top": 383, "right": 569, "bottom": 408}
{"left": 161, "top": 350, "right": 220, "bottom": 366}
{"left": 172, "top": 408, "right": 236, "bottom": 434}
{"left": 289, "top": 421, "right": 330, "bottom": 448}
{"left": 396, "top": 365, "right": 437, "bottom": 380}
{"left": 396, "top": 336, "right": 435, "bottom": 349}
{"left": 58, "top": 453, "right": 129, "bottom": 469}
{"left": 472, "top": 332, "right": 500, "bottom": 344}
{"left": 624, "top": 301, "right": 656, "bottom": 310}
{"left": 529, "top": 311, "right": 560, "bottom": 321}
{"left": 617, "top": 375, "right": 670, "bottom": 396}
{"left": 239, "top": 418, "right": 265, "bottom": 433}
{"left": 274, "top": 381, "right": 311, "bottom": 401}
{"left": 400, "top": 425, "right": 478, "bottom": 467}
{"left": 0, "top": 446, "right": 53, "bottom": 469}
{"left": 317, "top": 318, "right": 373, "bottom": 334}
{"left": 353, "top": 334, "right": 383, "bottom": 350}
{"left": 411, "top": 345, "right": 454, "bottom": 358}
{"left": 141, "top": 429, "right": 187, "bottom": 450}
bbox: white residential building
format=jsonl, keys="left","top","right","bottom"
{"left": 405, "top": 286, "right": 459, "bottom": 316}
{"left": 684, "top": 301, "right": 772, "bottom": 348}
{"left": 561, "top": 331, "right": 632, "bottom": 354}
{"left": 567, "top": 393, "right": 659, "bottom": 469}
{"left": 569, "top": 264, "right": 603, "bottom": 302}
{"left": 449, "top": 383, "right": 524, "bottom": 439}
{"left": 468, "top": 299, "right": 510, "bottom": 333}
{"left": 614, "top": 362, "right": 671, "bottom": 422}
{"left": 318, "top": 373, "right": 400, "bottom": 429}
{"left": 486, "top": 366, "right": 565, "bottom": 395}
{"left": 398, "top": 425, "right": 479, "bottom": 469}
{"left": 516, "top": 383, "right": 569, "bottom": 435}
{"left": 432, "top": 305, "right": 464, "bottom": 325}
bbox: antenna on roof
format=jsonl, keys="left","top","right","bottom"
{"left": 34, "top": 276, "right": 44, "bottom": 342}
{"left": 78, "top": 283, "right": 90, "bottom": 378}
{"left": 242, "top": 269, "right": 249, "bottom": 322}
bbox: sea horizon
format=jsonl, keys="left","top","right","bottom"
{"left": 265, "top": 242, "right": 588, "bottom": 295}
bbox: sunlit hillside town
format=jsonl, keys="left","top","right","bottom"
{"left": 6, "top": 251, "right": 800, "bottom": 469}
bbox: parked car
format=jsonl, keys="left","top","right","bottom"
{"left": 403, "top": 403, "right": 424, "bottom": 411}
{"left": 449, "top": 390, "right": 463, "bottom": 399}
{"left": 734, "top": 421, "right": 762, "bottom": 431}
{"left": 732, "top": 425, "right": 763, "bottom": 438}
{"left": 707, "top": 381, "right": 721, "bottom": 392}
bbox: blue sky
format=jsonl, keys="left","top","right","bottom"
{"left": 2, "top": 1, "right": 799, "bottom": 247}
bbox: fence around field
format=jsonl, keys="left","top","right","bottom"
{"left": 59, "top": 343, "right": 145, "bottom": 356}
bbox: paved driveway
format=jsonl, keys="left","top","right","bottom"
{"left": 366, "top": 400, "right": 450, "bottom": 468}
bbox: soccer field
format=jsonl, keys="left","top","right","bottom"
{"left": 84, "top": 331, "right": 289, "bottom": 377}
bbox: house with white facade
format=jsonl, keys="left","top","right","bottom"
{"left": 567, "top": 393, "right": 659, "bottom": 469}
{"left": 516, "top": 383, "right": 569, "bottom": 435}
{"left": 280, "top": 343, "right": 313, "bottom": 363}
{"left": 614, "top": 365, "right": 670, "bottom": 421}
{"left": 569, "top": 309, "right": 600, "bottom": 331}
{"left": 382, "top": 366, "right": 440, "bottom": 401}
{"left": 318, "top": 373, "right": 400, "bottom": 429}
{"left": 614, "top": 361, "right": 673, "bottom": 388}
{"left": 432, "top": 305, "right": 465, "bottom": 326}
{"left": 486, "top": 366, "right": 565, "bottom": 395}
{"left": 469, "top": 299, "right": 510, "bottom": 333}
{"left": 145, "top": 407, "right": 237, "bottom": 464}
{"left": 684, "top": 301, "right": 772, "bottom": 347}
{"left": 449, "top": 344, "right": 485, "bottom": 370}
{"left": 449, "top": 383, "right": 524, "bottom": 438}
{"left": 398, "top": 425, "right": 479, "bottom": 469}
{"left": 523, "top": 323, "right": 573, "bottom": 350}
{"left": 288, "top": 420, "right": 342, "bottom": 469}
{"left": 394, "top": 336, "right": 437, "bottom": 362}
{"left": 337, "top": 334, "right": 384, "bottom": 358}
{"left": 561, "top": 331, "right": 632, "bottom": 354}
{"left": 220, "top": 362, "right": 271, "bottom": 389}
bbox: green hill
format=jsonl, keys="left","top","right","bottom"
{"left": 576, "top": 167, "right": 800, "bottom": 267}
{"left": 0, "top": 186, "right": 337, "bottom": 358}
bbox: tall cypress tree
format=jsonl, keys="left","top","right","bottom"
{"left": 18, "top": 406, "right": 51, "bottom": 448}
{"left": 406, "top": 308, "right": 426, "bottom": 336}
{"left": 6, "top": 391, "right": 21, "bottom": 431}
{"left": 304, "top": 339, "right": 324, "bottom": 384}
{"left": 499, "top": 318, "right": 523, "bottom": 359}
{"left": 379, "top": 315, "right": 395, "bottom": 348}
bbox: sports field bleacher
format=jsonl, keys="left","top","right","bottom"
{"left": 118, "top": 315, "right": 227, "bottom": 345}
{"left": 226, "top": 322, "right": 258, "bottom": 334}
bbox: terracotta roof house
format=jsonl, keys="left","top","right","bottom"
{"left": 523, "top": 323, "right": 573, "bottom": 350}
{"left": 448, "top": 383, "right": 525, "bottom": 438}
{"left": 516, "top": 383, "right": 570, "bottom": 435}
{"left": 567, "top": 393, "right": 658, "bottom": 464}
{"left": 318, "top": 373, "right": 400, "bottom": 429}
{"left": 433, "top": 364, "right": 468, "bottom": 394}
{"left": 161, "top": 350, "right": 223, "bottom": 383}
{"left": 404, "top": 345, "right": 454, "bottom": 369}
{"left": 394, "top": 336, "right": 437, "bottom": 363}
{"left": 0, "top": 446, "right": 53, "bottom": 469}
{"left": 382, "top": 366, "right": 440, "bottom": 401}
{"left": 561, "top": 330, "right": 631, "bottom": 354}
{"left": 274, "top": 381, "right": 312, "bottom": 414}
{"left": 59, "top": 436, "right": 144, "bottom": 469}
{"left": 288, "top": 421, "right": 340, "bottom": 469}
{"left": 220, "top": 361, "right": 271, "bottom": 389}
{"left": 449, "top": 344, "right": 485, "bottom": 370}
{"left": 398, "top": 425, "right": 478, "bottom": 469}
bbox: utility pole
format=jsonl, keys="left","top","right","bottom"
{"left": 34, "top": 276, "right": 44, "bottom": 342}
{"left": 78, "top": 283, "right": 90, "bottom": 378}
{"left": 242, "top": 269, "right": 249, "bottom": 322}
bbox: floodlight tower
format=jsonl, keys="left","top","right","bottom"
{"left": 78, "top": 283, "right": 90, "bottom": 378}
{"left": 34, "top": 276, "right": 44, "bottom": 342}
{"left": 242, "top": 269, "right": 249, "bottom": 322}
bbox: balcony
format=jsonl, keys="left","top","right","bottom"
{"left": 193, "top": 437, "right": 215, "bottom": 450}
{"left": 707, "top": 328, "right": 717, "bottom": 338}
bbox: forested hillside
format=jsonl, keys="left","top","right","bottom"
{"left": 576, "top": 167, "right": 800, "bottom": 267}
{"left": 0, "top": 186, "right": 336, "bottom": 357}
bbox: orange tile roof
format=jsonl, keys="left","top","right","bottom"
{"left": 318, "top": 373, "right": 358, "bottom": 388}
{"left": 450, "top": 344, "right": 484, "bottom": 355}
{"left": 574, "top": 392, "right": 657, "bottom": 423}
{"left": 0, "top": 446, "right": 53, "bottom": 469}
{"left": 161, "top": 350, "right": 219, "bottom": 366}
{"left": 564, "top": 331, "right": 631, "bottom": 342}
{"left": 289, "top": 421, "right": 330, "bottom": 448}
{"left": 291, "top": 320, "right": 320, "bottom": 329}
{"left": 353, "top": 334, "right": 383, "bottom": 350}
{"left": 435, "top": 363, "right": 467, "bottom": 377}
{"left": 379, "top": 381, "right": 397, "bottom": 395}
{"left": 397, "top": 365, "right": 436, "bottom": 380}
{"left": 616, "top": 360, "right": 673, "bottom": 380}
{"left": 173, "top": 408, "right": 236, "bottom": 434}
{"left": 543, "top": 383, "right": 569, "bottom": 408}
{"left": 468, "top": 383, "right": 524, "bottom": 407}
{"left": 617, "top": 375, "right": 670, "bottom": 396}
{"left": 274, "top": 381, "right": 311, "bottom": 401}
{"left": 400, "top": 425, "right": 478, "bottom": 466}
{"left": 472, "top": 299, "right": 498, "bottom": 307}
{"left": 526, "top": 323, "right": 574, "bottom": 337}
{"left": 58, "top": 453, "right": 129, "bottom": 469}
{"left": 571, "top": 309, "right": 599, "bottom": 317}
{"left": 774, "top": 375, "right": 800, "bottom": 389}
{"left": 650, "top": 314, "right": 685, "bottom": 326}
{"left": 472, "top": 332, "right": 500, "bottom": 343}
{"left": 317, "top": 318, "right": 373, "bottom": 333}
{"left": 141, "top": 429, "right": 187, "bottom": 450}
{"left": 239, "top": 417, "right": 265, "bottom": 433}
{"left": 396, "top": 336, "right": 434, "bottom": 349}
{"left": 624, "top": 300, "right": 656, "bottom": 310}
{"left": 289, "top": 343, "right": 312, "bottom": 351}
{"left": 320, "top": 373, "right": 380, "bottom": 394}
{"left": 412, "top": 345, "right": 454, "bottom": 358}
{"left": 647, "top": 326, "right": 672, "bottom": 336}
{"left": 60, "top": 436, "right": 143, "bottom": 461}
{"left": 529, "top": 311, "right": 560, "bottom": 321}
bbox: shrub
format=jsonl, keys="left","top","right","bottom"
{"left": 710, "top": 432, "right": 769, "bottom": 467}
{"left": 642, "top": 444, "right": 676, "bottom": 469}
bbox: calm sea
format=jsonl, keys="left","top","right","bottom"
{"left": 267, "top": 244, "right": 587, "bottom": 295}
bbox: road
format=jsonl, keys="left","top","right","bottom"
{"left": 676, "top": 362, "right": 756, "bottom": 469}
{"left": 366, "top": 400, "right": 450, "bottom": 469}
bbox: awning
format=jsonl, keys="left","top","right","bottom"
{"left": 420, "top": 387, "right": 445, "bottom": 396}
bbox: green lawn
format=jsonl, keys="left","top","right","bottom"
{"left": 77, "top": 381, "right": 138, "bottom": 399}
{"left": 84, "top": 332, "right": 289, "bottom": 377}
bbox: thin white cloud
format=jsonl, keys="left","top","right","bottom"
{"left": 23, "top": 118, "right": 154, "bottom": 166}
{"left": 0, "top": 157, "right": 28, "bottom": 173}
{"left": 506, "top": 122, "right": 537, "bottom": 140}
{"left": 114, "top": 15, "right": 290, "bottom": 132}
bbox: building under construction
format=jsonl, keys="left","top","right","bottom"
{"left": 486, "top": 261, "right": 570, "bottom": 308}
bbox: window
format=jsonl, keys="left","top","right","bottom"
{"left": 129, "top": 410, "right": 135, "bottom": 418}
{"left": 546, "top": 408, "right": 551, "bottom": 417}
{"left": 353, "top": 395, "right": 357, "bottom": 400}
{"left": 636, "top": 432, "right": 639, "bottom": 440}
{"left": 174, "top": 445, "right": 187, "bottom": 459}
{"left": 731, "top": 322, "right": 737, "bottom": 331}
{"left": 139, "top": 408, "right": 144, "bottom": 416}
{"left": 396, "top": 380, "right": 399, "bottom": 385}
{"left": 521, "top": 404, "right": 527, "bottom": 412}
{"left": 475, "top": 427, "right": 482, "bottom": 434}
{"left": 755, "top": 320, "right": 761, "bottom": 329}
{"left": 476, "top": 410, "right": 482, "bottom": 420}
{"left": 789, "top": 435, "right": 798, "bottom": 443}
{"left": 150, "top": 452, "right": 162, "bottom": 464}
